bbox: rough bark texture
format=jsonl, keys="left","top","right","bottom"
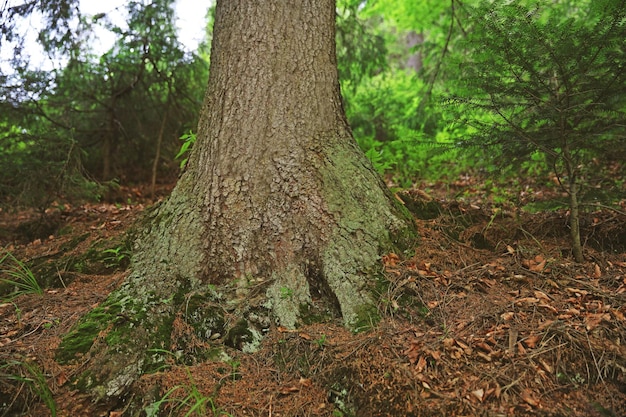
{"left": 58, "top": 0, "right": 416, "bottom": 403}
{"left": 189, "top": 0, "right": 414, "bottom": 326}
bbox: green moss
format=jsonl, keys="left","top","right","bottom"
{"left": 386, "top": 196, "right": 419, "bottom": 255}
{"left": 74, "top": 370, "right": 96, "bottom": 392}
{"left": 56, "top": 299, "right": 123, "bottom": 364}
{"left": 142, "top": 317, "right": 180, "bottom": 374}
{"left": 103, "top": 324, "right": 131, "bottom": 348}
{"left": 351, "top": 304, "right": 380, "bottom": 333}
{"left": 56, "top": 279, "right": 179, "bottom": 366}
{"left": 60, "top": 292, "right": 181, "bottom": 389}
{"left": 299, "top": 303, "right": 334, "bottom": 325}
{"left": 387, "top": 223, "right": 418, "bottom": 256}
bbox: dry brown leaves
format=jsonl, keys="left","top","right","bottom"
{"left": 1, "top": 184, "right": 626, "bottom": 416}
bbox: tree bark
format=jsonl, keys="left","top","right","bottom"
{"left": 58, "top": 0, "right": 416, "bottom": 403}
{"left": 563, "top": 145, "right": 584, "bottom": 262}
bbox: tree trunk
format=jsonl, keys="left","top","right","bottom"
{"left": 563, "top": 146, "right": 584, "bottom": 262}
{"left": 568, "top": 178, "right": 584, "bottom": 262}
{"left": 57, "top": 0, "right": 416, "bottom": 403}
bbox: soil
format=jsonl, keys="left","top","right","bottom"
{"left": 1, "top": 178, "right": 625, "bottom": 417}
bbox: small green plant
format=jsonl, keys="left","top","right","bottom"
{"left": 227, "top": 359, "right": 241, "bottom": 382}
{"left": 0, "top": 359, "right": 57, "bottom": 416}
{"left": 12, "top": 302, "right": 22, "bottom": 326}
{"left": 315, "top": 334, "right": 327, "bottom": 348}
{"left": 447, "top": 0, "right": 626, "bottom": 262}
{"left": 144, "top": 367, "right": 232, "bottom": 417}
{"left": 42, "top": 318, "right": 60, "bottom": 329}
{"left": 557, "top": 372, "right": 587, "bottom": 388}
{"left": 364, "top": 146, "right": 394, "bottom": 175}
{"left": 279, "top": 287, "right": 294, "bottom": 299}
{"left": 144, "top": 385, "right": 181, "bottom": 417}
{"left": 176, "top": 131, "right": 197, "bottom": 169}
{"left": 0, "top": 251, "right": 42, "bottom": 299}
{"left": 102, "top": 245, "right": 131, "bottom": 269}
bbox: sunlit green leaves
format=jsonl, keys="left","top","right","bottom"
{"left": 363, "top": 0, "right": 450, "bottom": 32}
{"left": 175, "top": 131, "right": 197, "bottom": 169}
{"left": 336, "top": 1, "right": 388, "bottom": 87}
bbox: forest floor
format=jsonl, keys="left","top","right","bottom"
{"left": 1, "top": 175, "right": 625, "bottom": 417}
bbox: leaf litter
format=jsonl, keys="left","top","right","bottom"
{"left": 0, "top": 181, "right": 625, "bottom": 416}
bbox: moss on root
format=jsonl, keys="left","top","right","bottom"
{"left": 55, "top": 279, "right": 193, "bottom": 384}
{"left": 55, "top": 298, "right": 123, "bottom": 364}
{"left": 351, "top": 304, "right": 381, "bottom": 333}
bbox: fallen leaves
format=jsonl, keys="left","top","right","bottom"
{"left": 1, "top": 186, "right": 623, "bottom": 417}
{"left": 593, "top": 263, "right": 602, "bottom": 279}
{"left": 520, "top": 388, "right": 541, "bottom": 407}
{"left": 584, "top": 312, "right": 611, "bottom": 331}
{"left": 523, "top": 333, "right": 541, "bottom": 349}
{"left": 392, "top": 248, "right": 626, "bottom": 415}
{"left": 522, "top": 255, "right": 548, "bottom": 272}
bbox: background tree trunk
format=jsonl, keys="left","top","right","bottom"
{"left": 58, "top": 0, "right": 416, "bottom": 403}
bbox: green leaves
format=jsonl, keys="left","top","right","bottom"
{"left": 449, "top": 0, "right": 626, "bottom": 159}
{"left": 176, "top": 131, "right": 197, "bottom": 169}
{"left": 336, "top": 2, "right": 387, "bottom": 87}
{"left": 0, "top": 251, "right": 42, "bottom": 300}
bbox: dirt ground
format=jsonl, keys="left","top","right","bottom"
{"left": 1, "top": 177, "right": 625, "bottom": 417}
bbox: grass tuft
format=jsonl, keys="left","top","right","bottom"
{"left": 1, "top": 251, "right": 42, "bottom": 299}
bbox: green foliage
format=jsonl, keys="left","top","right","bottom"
{"left": 0, "top": 359, "right": 57, "bottom": 416}
{"left": 364, "top": 147, "right": 394, "bottom": 175}
{"left": 0, "top": 251, "right": 42, "bottom": 299}
{"left": 2, "top": 0, "right": 622, "bottom": 216}
{"left": 443, "top": 0, "right": 626, "bottom": 260}
{"left": 344, "top": 71, "right": 422, "bottom": 143}
{"left": 279, "top": 286, "right": 294, "bottom": 300}
{"left": 336, "top": 0, "right": 388, "bottom": 87}
{"left": 0, "top": 124, "right": 104, "bottom": 209}
{"left": 176, "top": 131, "right": 197, "bottom": 169}
{"left": 447, "top": 0, "right": 626, "bottom": 167}
{"left": 144, "top": 368, "right": 232, "bottom": 417}
{"left": 1, "top": 0, "right": 210, "bottom": 207}
{"left": 102, "top": 244, "right": 132, "bottom": 270}
{"left": 336, "top": 1, "right": 485, "bottom": 186}
{"left": 364, "top": 0, "right": 450, "bottom": 33}
{"left": 0, "top": 0, "right": 80, "bottom": 64}
{"left": 315, "top": 334, "right": 327, "bottom": 348}
{"left": 340, "top": 0, "right": 624, "bottom": 198}
{"left": 50, "top": 0, "right": 208, "bottom": 182}
{"left": 344, "top": 71, "right": 466, "bottom": 185}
